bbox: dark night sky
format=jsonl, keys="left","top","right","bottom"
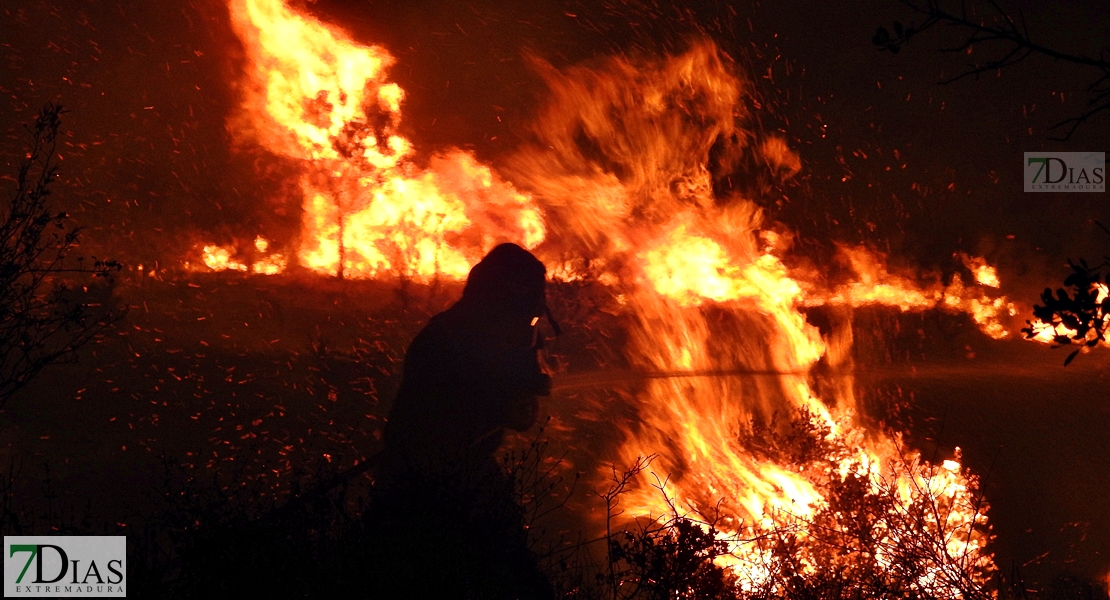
{"left": 2, "top": 0, "right": 1108, "bottom": 287}
{"left": 2, "top": 0, "right": 1109, "bottom": 586}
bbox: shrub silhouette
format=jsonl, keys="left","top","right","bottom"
{"left": 0, "top": 103, "right": 122, "bottom": 408}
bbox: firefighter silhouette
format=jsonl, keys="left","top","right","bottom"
{"left": 383, "top": 242, "right": 552, "bottom": 465}
{"left": 370, "top": 243, "right": 556, "bottom": 599}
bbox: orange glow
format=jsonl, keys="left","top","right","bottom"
{"left": 810, "top": 246, "right": 1016, "bottom": 339}
{"left": 200, "top": 245, "right": 247, "bottom": 272}
{"left": 761, "top": 136, "right": 802, "bottom": 177}
{"left": 219, "top": 0, "right": 544, "bottom": 279}
{"left": 509, "top": 41, "right": 993, "bottom": 590}
{"left": 252, "top": 253, "right": 288, "bottom": 275}
{"left": 959, "top": 253, "right": 1001, "bottom": 288}
{"left": 1027, "top": 282, "right": 1109, "bottom": 345}
{"left": 192, "top": 238, "right": 285, "bottom": 275}
{"left": 640, "top": 225, "right": 744, "bottom": 306}
{"left": 206, "top": 6, "right": 1006, "bottom": 589}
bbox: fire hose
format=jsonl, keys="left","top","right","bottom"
{"left": 284, "top": 366, "right": 821, "bottom": 508}
{"left": 283, "top": 361, "right": 1000, "bottom": 508}
{"left": 549, "top": 367, "right": 813, "bottom": 391}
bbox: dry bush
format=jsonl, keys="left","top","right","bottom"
{"left": 576, "top": 410, "right": 997, "bottom": 600}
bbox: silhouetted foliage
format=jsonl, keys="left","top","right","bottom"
{"left": 1, "top": 420, "right": 1106, "bottom": 598}
{"left": 608, "top": 516, "right": 741, "bottom": 600}
{"left": 1022, "top": 256, "right": 1109, "bottom": 365}
{"left": 874, "top": 0, "right": 1110, "bottom": 140}
{"left": 0, "top": 103, "right": 122, "bottom": 408}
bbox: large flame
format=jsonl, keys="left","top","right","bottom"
{"left": 507, "top": 41, "right": 995, "bottom": 589}
{"left": 209, "top": 1, "right": 1009, "bottom": 590}
{"left": 216, "top": 0, "right": 544, "bottom": 279}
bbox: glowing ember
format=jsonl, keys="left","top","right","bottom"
{"left": 219, "top": 0, "right": 544, "bottom": 279}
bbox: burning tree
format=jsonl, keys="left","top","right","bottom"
{"left": 218, "top": 0, "right": 544, "bottom": 281}
{"left": 300, "top": 64, "right": 405, "bottom": 280}
{"left": 0, "top": 104, "right": 122, "bottom": 408}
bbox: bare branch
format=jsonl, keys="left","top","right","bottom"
{"left": 877, "top": 0, "right": 1110, "bottom": 137}
{"left": 0, "top": 104, "right": 125, "bottom": 409}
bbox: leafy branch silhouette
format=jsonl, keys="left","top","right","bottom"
{"left": 1022, "top": 225, "right": 1110, "bottom": 366}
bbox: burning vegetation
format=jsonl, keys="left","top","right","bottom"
{"left": 4, "top": 0, "right": 1108, "bottom": 597}
{"left": 181, "top": 0, "right": 1013, "bottom": 595}
{"left": 198, "top": 0, "right": 545, "bottom": 279}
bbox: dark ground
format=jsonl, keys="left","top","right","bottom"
{"left": 2, "top": 0, "right": 1109, "bottom": 592}
{"left": 898, "top": 353, "right": 1110, "bottom": 589}
{"left": 861, "top": 325, "right": 1110, "bottom": 589}
{"left": 1, "top": 272, "right": 1107, "bottom": 590}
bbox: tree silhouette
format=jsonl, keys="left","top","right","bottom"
{"left": 874, "top": 0, "right": 1110, "bottom": 140}
{"left": 0, "top": 104, "right": 123, "bottom": 408}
